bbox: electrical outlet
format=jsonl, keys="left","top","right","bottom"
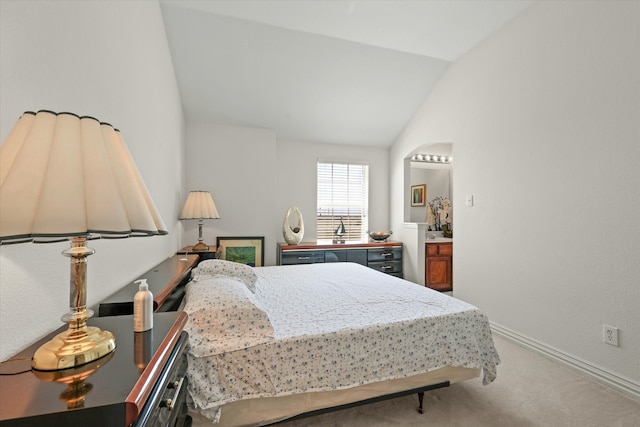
{"left": 603, "top": 325, "right": 619, "bottom": 347}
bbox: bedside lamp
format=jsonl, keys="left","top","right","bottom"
{"left": 0, "top": 110, "right": 167, "bottom": 371}
{"left": 179, "top": 191, "right": 219, "bottom": 251}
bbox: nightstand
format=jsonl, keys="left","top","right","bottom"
{"left": 0, "top": 312, "right": 189, "bottom": 426}
{"left": 177, "top": 246, "right": 217, "bottom": 262}
{"left": 98, "top": 254, "right": 198, "bottom": 317}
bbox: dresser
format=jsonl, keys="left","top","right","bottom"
{"left": 0, "top": 312, "right": 189, "bottom": 427}
{"left": 425, "top": 241, "right": 453, "bottom": 291}
{"left": 277, "top": 241, "right": 403, "bottom": 278}
{"left": 0, "top": 252, "right": 202, "bottom": 427}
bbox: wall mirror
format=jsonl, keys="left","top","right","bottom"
{"left": 404, "top": 142, "right": 453, "bottom": 223}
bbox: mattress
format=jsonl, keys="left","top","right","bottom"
{"left": 183, "top": 262, "right": 500, "bottom": 424}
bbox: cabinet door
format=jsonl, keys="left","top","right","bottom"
{"left": 425, "top": 256, "right": 452, "bottom": 291}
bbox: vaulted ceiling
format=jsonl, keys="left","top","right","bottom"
{"left": 159, "top": 0, "right": 533, "bottom": 147}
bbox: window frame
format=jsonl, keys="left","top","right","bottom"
{"left": 316, "top": 159, "right": 369, "bottom": 242}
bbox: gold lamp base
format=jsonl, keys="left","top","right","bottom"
{"left": 191, "top": 241, "right": 209, "bottom": 251}
{"left": 31, "top": 237, "right": 117, "bottom": 371}
{"left": 31, "top": 324, "right": 116, "bottom": 371}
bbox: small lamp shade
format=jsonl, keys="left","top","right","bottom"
{"left": 180, "top": 191, "right": 220, "bottom": 220}
{"left": 180, "top": 191, "right": 219, "bottom": 251}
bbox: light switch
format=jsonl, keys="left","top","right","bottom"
{"left": 465, "top": 194, "right": 474, "bottom": 207}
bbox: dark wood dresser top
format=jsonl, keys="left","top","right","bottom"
{"left": 0, "top": 311, "right": 187, "bottom": 426}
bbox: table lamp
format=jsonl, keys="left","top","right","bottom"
{"left": 179, "top": 191, "right": 219, "bottom": 251}
{"left": 0, "top": 110, "right": 167, "bottom": 371}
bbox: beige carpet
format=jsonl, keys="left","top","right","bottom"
{"left": 191, "top": 335, "right": 640, "bottom": 426}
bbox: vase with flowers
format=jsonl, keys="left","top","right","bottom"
{"left": 426, "top": 196, "right": 452, "bottom": 237}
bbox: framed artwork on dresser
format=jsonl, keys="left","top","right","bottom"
{"left": 216, "top": 236, "right": 264, "bottom": 267}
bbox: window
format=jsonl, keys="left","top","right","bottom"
{"left": 317, "top": 160, "right": 369, "bottom": 242}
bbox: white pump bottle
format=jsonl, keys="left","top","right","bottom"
{"left": 134, "top": 279, "right": 153, "bottom": 332}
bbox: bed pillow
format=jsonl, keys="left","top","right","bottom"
{"left": 190, "top": 259, "right": 258, "bottom": 292}
{"left": 184, "top": 276, "right": 274, "bottom": 357}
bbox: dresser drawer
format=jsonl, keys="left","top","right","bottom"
{"left": 368, "top": 260, "right": 402, "bottom": 274}
{"left": 426, "top": 243, "right": 452, "bottom": 256}
{"left": 367, "top": 247, "right": 402, "bottom": 262}
{"left": 438, "top": 243, "right": 452, "bottom": 255}
{"left": 281, "top": 251, "right": 325, "bottom": 265}
{"left": 134, "top": 332, "right": 189, "bottom": 427}
{"left": 325, "top": 249, "right": 347, "bottom": 262}
{"left": 346, "top": 249, "right": 367, "bottom": 265}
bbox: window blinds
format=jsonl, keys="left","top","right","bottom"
{"left": 317, "top": 161, "right": 369, "bottom": 241}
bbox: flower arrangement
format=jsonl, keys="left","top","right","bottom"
{"left": 425, "top": 196, "right": 452, "bottom": 236}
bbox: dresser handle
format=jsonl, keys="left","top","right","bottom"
{"left": 381, "top": 252, "right": 393, "bottom": 257}
{"left": 381, "top": 265, "right": 393, "bottom": 270}
{"left": 297, "top": 256, "right": 311, "bottom": 260}
{"left": 160, "top": 377, "right": 184, "bottom": 410}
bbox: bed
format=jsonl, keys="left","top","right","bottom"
{"left": 182, "top": 260, "right": 500, "bottom": 426}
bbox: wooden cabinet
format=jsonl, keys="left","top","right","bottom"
{"left": 425, "top": 242, "right": 452, "bottom": 291}
{"left": 0, "top": 312, "right": 189, "bottom": 427}
{"left": 277, "top": 241, "right": 403, "bottom": 278}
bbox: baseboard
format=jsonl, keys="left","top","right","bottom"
{"left": 490, "top": 322, "right": 640, "bottom": 400}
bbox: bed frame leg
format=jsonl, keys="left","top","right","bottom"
{"left": 417, "top": 392, "right": 424, "bottom": 414}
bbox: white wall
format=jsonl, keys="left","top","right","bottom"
{"left": 390, "top": 1, "right": 640, "bottom": 393}
{"left": 0, "top": 0, "right": 185, "bottom": 360}
{"left": 183, "top": 124, "right": 390, "bottom": 265}
{"left": 276, "top": 139, "right": 390, "bottom": 241}
{"left": 183, "top": 122, "right": 279, "bottom": 264}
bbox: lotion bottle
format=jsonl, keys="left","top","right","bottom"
{"left": 134, "top": 279, "right": 153, "bottom": 332}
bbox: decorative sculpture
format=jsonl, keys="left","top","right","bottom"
{"left": 283, "top": 206, "right": 304, "bottom": 245}
{"left": 333, "top": 218, "right": 346, "bottom": 244}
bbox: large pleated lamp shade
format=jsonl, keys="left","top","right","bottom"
{"left": 179, "top": 191, "right": 219, "bottom": 251}
{"left": 0, "top": 110, "right": 168, "bottom": 371}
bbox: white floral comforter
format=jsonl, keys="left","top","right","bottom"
{"left": 184, "top": 262, "right": 500, "bottom": 423}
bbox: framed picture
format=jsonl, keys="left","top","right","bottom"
{"left": 216, "top": 236, "right": 264, "bottom": 267}
{"left": 411, "top": 184, "right": 426, "bottom": 207}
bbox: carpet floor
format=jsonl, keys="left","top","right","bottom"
{"left": 192, "top": 334, "right": 640, "bottom": 426}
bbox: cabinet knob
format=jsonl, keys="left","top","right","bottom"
{"left": 160, "top": 377, "right": 184, "bottom": 410}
